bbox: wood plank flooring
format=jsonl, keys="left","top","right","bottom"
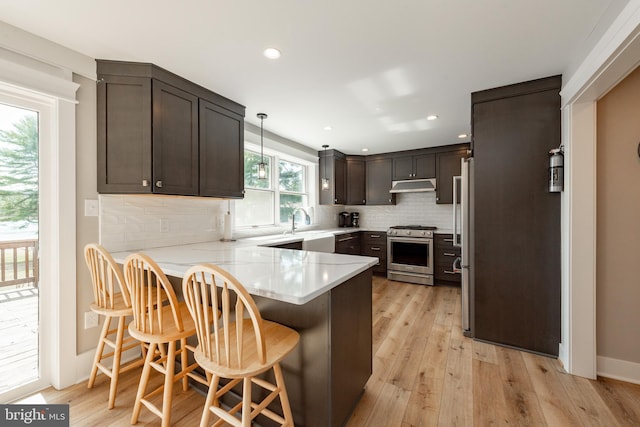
{"left": 13, "top": 276, "right": 640, "bottom": 426}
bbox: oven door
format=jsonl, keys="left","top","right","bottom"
{"left": 387, "top": 236, "right": 433, "bottom": 275}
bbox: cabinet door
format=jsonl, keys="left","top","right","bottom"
{"left": 97, "top": 75, "right": 152, "bottom": 193}
{"left": 199, "top": 99, "right": 245, "bottom": 198}
{"left": 414, "top": 153, "right": 436, "bottom": 179}
{"left": 346, "top": 157, "right": 366, "bottom": 205}
{"left": 392, "top": 156, "right": 414, "bottom": 180}
{"left": 334, "top": 156, "right": 347, "bottom": 204}
{"left": 319, "top": 153, "right": 347, "bottom": 205}
{"left": 435, "top": 149, "right": 467, "bottom": 204}
{"left": 152, "top": 80, "right": 199, "bottom": 195}
{"left": 366, "top": 158, "right": 395, "bottom": 205}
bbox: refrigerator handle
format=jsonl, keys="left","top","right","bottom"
{"left": 452, "top": 175, "right": 461, "bottom": 247}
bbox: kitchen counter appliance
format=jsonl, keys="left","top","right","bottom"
{"left": 387, "top": 225, "right": 436, "bottom": 285}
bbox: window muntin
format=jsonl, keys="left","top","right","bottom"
{"left": 236, "top": 149, "right": 309, "bottom": 227}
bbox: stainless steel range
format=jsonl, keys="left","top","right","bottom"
{"left": 387, "top": 225, "right": 436, "bottom": 285}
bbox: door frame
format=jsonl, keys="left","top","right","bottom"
{"left": 0, "top": 57, "right": 79, "bottom": 401}
{"left": 560, "top": 1, "right": 640, "bottom": 379}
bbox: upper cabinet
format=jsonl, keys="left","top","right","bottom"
{"left": 346, "top": 156, "right": 366, "bottom": 205}
{"left": 392, "top": 153, "right": 435, "bottom": 180}
{"left": 366, "top": 156, "right": 396, "bottom": 205}
{"left": 435, "top": 147, "right": 469, "bottom": 204}
{"left": 96, "top": 60, "right": 245, "bottom": 198}
{"left": 319, "top": 149, "right": 347, "bottom": 205}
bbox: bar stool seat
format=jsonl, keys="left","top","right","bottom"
{"left": 183, "top": 263, "right": 300, "bottom": 427}
{"left": 84, "top": 243, "right": 146, "bottom": 410}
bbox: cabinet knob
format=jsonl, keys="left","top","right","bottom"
{"left": 156, "top": 180, "right": 163, "bottom": 188}
{"left": 334, "top": 198, "right": 337, "bottom": 203}
{"left": 388, "top": 199, "right": 392, "bottom": 203}
{"left": 142, "top": 179, "right": 149, "bottom": 187}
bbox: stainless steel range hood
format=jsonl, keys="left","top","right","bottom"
{"left": 389, "top": 178, "right": 436, "bottom": 193}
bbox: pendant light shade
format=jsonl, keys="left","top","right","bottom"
{"left": 257, "top": 113, "right": 268, "bottom": 180}
{"left": 321, "top": 144, "right": 330, "bottom": 191}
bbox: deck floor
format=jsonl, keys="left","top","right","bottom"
{"left": 0, "top": 286, "right": 39, "bottom": 394}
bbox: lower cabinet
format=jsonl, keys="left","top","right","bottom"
{"left": 434, "top": 233, "right": 461, "bottom": 285}
{"left": 334, "top": 231, "right": 361, "bottom": 255}
{"left": 360, "top": 231, "right": 387, "bottom": 275}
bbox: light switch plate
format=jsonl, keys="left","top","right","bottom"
{"left": 84, "top": 311, "right": 99, "bottom": 329}
{"left": 84, "top": 199, "right": 99, "bottom": 217}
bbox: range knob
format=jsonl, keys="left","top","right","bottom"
{"left": 421, "top": 231, "right": 426, "bottom": 236}
{"left": 406, "top": 231, "right": 412, "bottom": 236}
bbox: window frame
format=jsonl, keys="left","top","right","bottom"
{"left": 237, "top": 145, "right": 312, "bottom": 229}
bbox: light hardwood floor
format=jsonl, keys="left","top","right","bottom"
{"left": 15, "top": 276, "right": 640, "bottom": 426}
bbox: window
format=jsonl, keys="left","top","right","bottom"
{"left": 236, "top": 149, "right": 309, "bottom": 227}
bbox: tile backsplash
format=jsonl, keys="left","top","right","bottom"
{"left": 317, "top": 191, "right": 454, "bottom": 232}
{"left": 99, "top": 191, "right": 454, "bottom": 252}
{"left": 99, "top": 195, "right": 228, "bottom": 252}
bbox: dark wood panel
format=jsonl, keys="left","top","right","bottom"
{"left": 97, "top": 75, "right": 152, "bottom": 193}
{"left": 393, "top": 156, "right": 414, "bottom": 180}
{"left": 346, "top": 156, "right": 366, "bottom": 205}
{"left": 366, "top": 157, "right": 395, "bottom": 205}
{"left": 199, "top": 99, "right": 244, "bottom": 198}
{"left": 472, "top": 78, "right": 561, "bottom": 356}
{"left": 319, "top": 149, "right": 346, "bottom": 205}
{"left": 152, "top": 80, "right": 199, "bottom": 195}
{"left": 436, "top": 148, "right": 468, "bottom": 204}
{"left": 414, "top": 153, "right": 436, "bottom": 179}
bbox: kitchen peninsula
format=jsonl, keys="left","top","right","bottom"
{"left": 111, "top": 240, "right": 378, "bottom": 427}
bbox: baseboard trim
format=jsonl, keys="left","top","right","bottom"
{"left": 597, "top": 355, "right": 640, "bottom": 385}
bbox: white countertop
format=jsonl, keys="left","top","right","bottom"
{"left": 111, "top": 231, "right": 379, "bottom": 305}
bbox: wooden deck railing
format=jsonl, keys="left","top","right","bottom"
{"left": 0, "top": 239, "right": 38, "bottom": 289}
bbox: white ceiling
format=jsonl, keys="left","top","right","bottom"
{"left": 0, "top": 0, "right": 628, "bottom": 154}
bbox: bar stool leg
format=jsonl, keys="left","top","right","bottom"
{"left": 161, "top": 340, "right": 177, "bottom": 427}
{"left": 131, "top": 342, "right": 156, "bottom": 424}
{"left": 107, "top": 316, "right": 126, "bottom": 409}
{"left": 241, "top": 377, "right": 252, "bottom": 426}
{"left": 180, "top": 337, "right": 188, "bottom": 392}
{"left": 274, "top": 363, "right": 294, "bottom": 425}
{"left": 88, "top": 315, "right": 111, "bottom": 389}
{"left": 199, "top": 375, "right": 218, "bottom": 427}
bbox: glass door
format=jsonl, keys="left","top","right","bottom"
{"left": 0, "top": 101, "right": 42, "bottom": 398}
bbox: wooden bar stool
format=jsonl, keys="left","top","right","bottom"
{"left": 182, "top": 263, "right": 300, "bottom": 427}
{"left": 124, "top": 253, "right": 208, "bottom": 427}
{"left": 84, "top": 243, "right": 146, "bottom": 409}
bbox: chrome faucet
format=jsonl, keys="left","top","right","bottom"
{"left": 291, "top": 207, "right": 310, "bottom": 234}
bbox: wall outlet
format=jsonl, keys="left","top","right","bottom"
{"left": 84, "top": 199, "right": 99, "bottom": 217}
{"left": 160, "top": 218, "right": 169, "bottom": 233}
{"left": 84, "top": 311, "right": 99, "bottom": 329}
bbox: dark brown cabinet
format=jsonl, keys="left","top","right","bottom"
{"left": 97, "top": 60, "right": 245, "bottom": 198}
{"left": 319, "top": 149, "right": 347, "bottom": 205}
{"left": 361, "top": 231, "right": 387, "bottom": 275}
{"left": 152, "top": 80, "right": 199, "bottom": 195}
{"left": 199, "top": 100, "right": 244, "bottom": 198}
{"left": 346, "top": 156, "right": 366, "bottom": 205}
{"left": 393, "top": 153, "right": 435, "bottom": 180}
{"left": 435, "top": 148, "right": 469, "bottom": 204}
{"left": 365, "top": 157, "right": 395, "bottom": 205}
{"left": 434, "top": 234, "right": 461, "bottom": 284}
{"left": 472, "top": 75, "right": 561, "bottom": 356}
{"left": 334, "top": 231, "right": 361, "bottom": 255}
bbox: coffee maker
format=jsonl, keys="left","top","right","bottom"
{"left": 338, "top": 211, "right": 351, "bottom": 227}
{"left": 350, "top": 212, "right": 360, "bottom": 228}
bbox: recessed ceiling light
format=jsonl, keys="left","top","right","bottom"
{"left": 362, "top": 148, "right": 369, "bottom": 152}
{"left": 323, "top": 126, "right": 333, "bottom": 131}
{"left": 427, "top": 115, "right": 438, "bottom": 121}
{"left": 458, "top": 133, "right": 468, "bottom": 139}
{"left": 263, "top": 48, "right": 281, "bottom": 59}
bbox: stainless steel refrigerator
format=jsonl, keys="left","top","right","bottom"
{"left": 453, "top": 157, "right": 472, "bottom": 337}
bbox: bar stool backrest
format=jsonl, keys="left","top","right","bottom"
{"left": 84, "top": 243, "right": 130, "bottom": 309}
{"left": 182, "top": 263, "right": 266, "bottom": 369}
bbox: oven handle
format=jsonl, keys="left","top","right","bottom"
{"left": 387, "top": 236, "right": 433, "bottom": 244}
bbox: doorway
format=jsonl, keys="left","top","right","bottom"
{"left": 0, "top": 97, "right": 48, "bottom": 401}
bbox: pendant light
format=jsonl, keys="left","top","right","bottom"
{"left": 257, "top": 113, "right": 268, "bottom": 179}
{"left": 321, "top": 144, "right": 330, "bottom": 190}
